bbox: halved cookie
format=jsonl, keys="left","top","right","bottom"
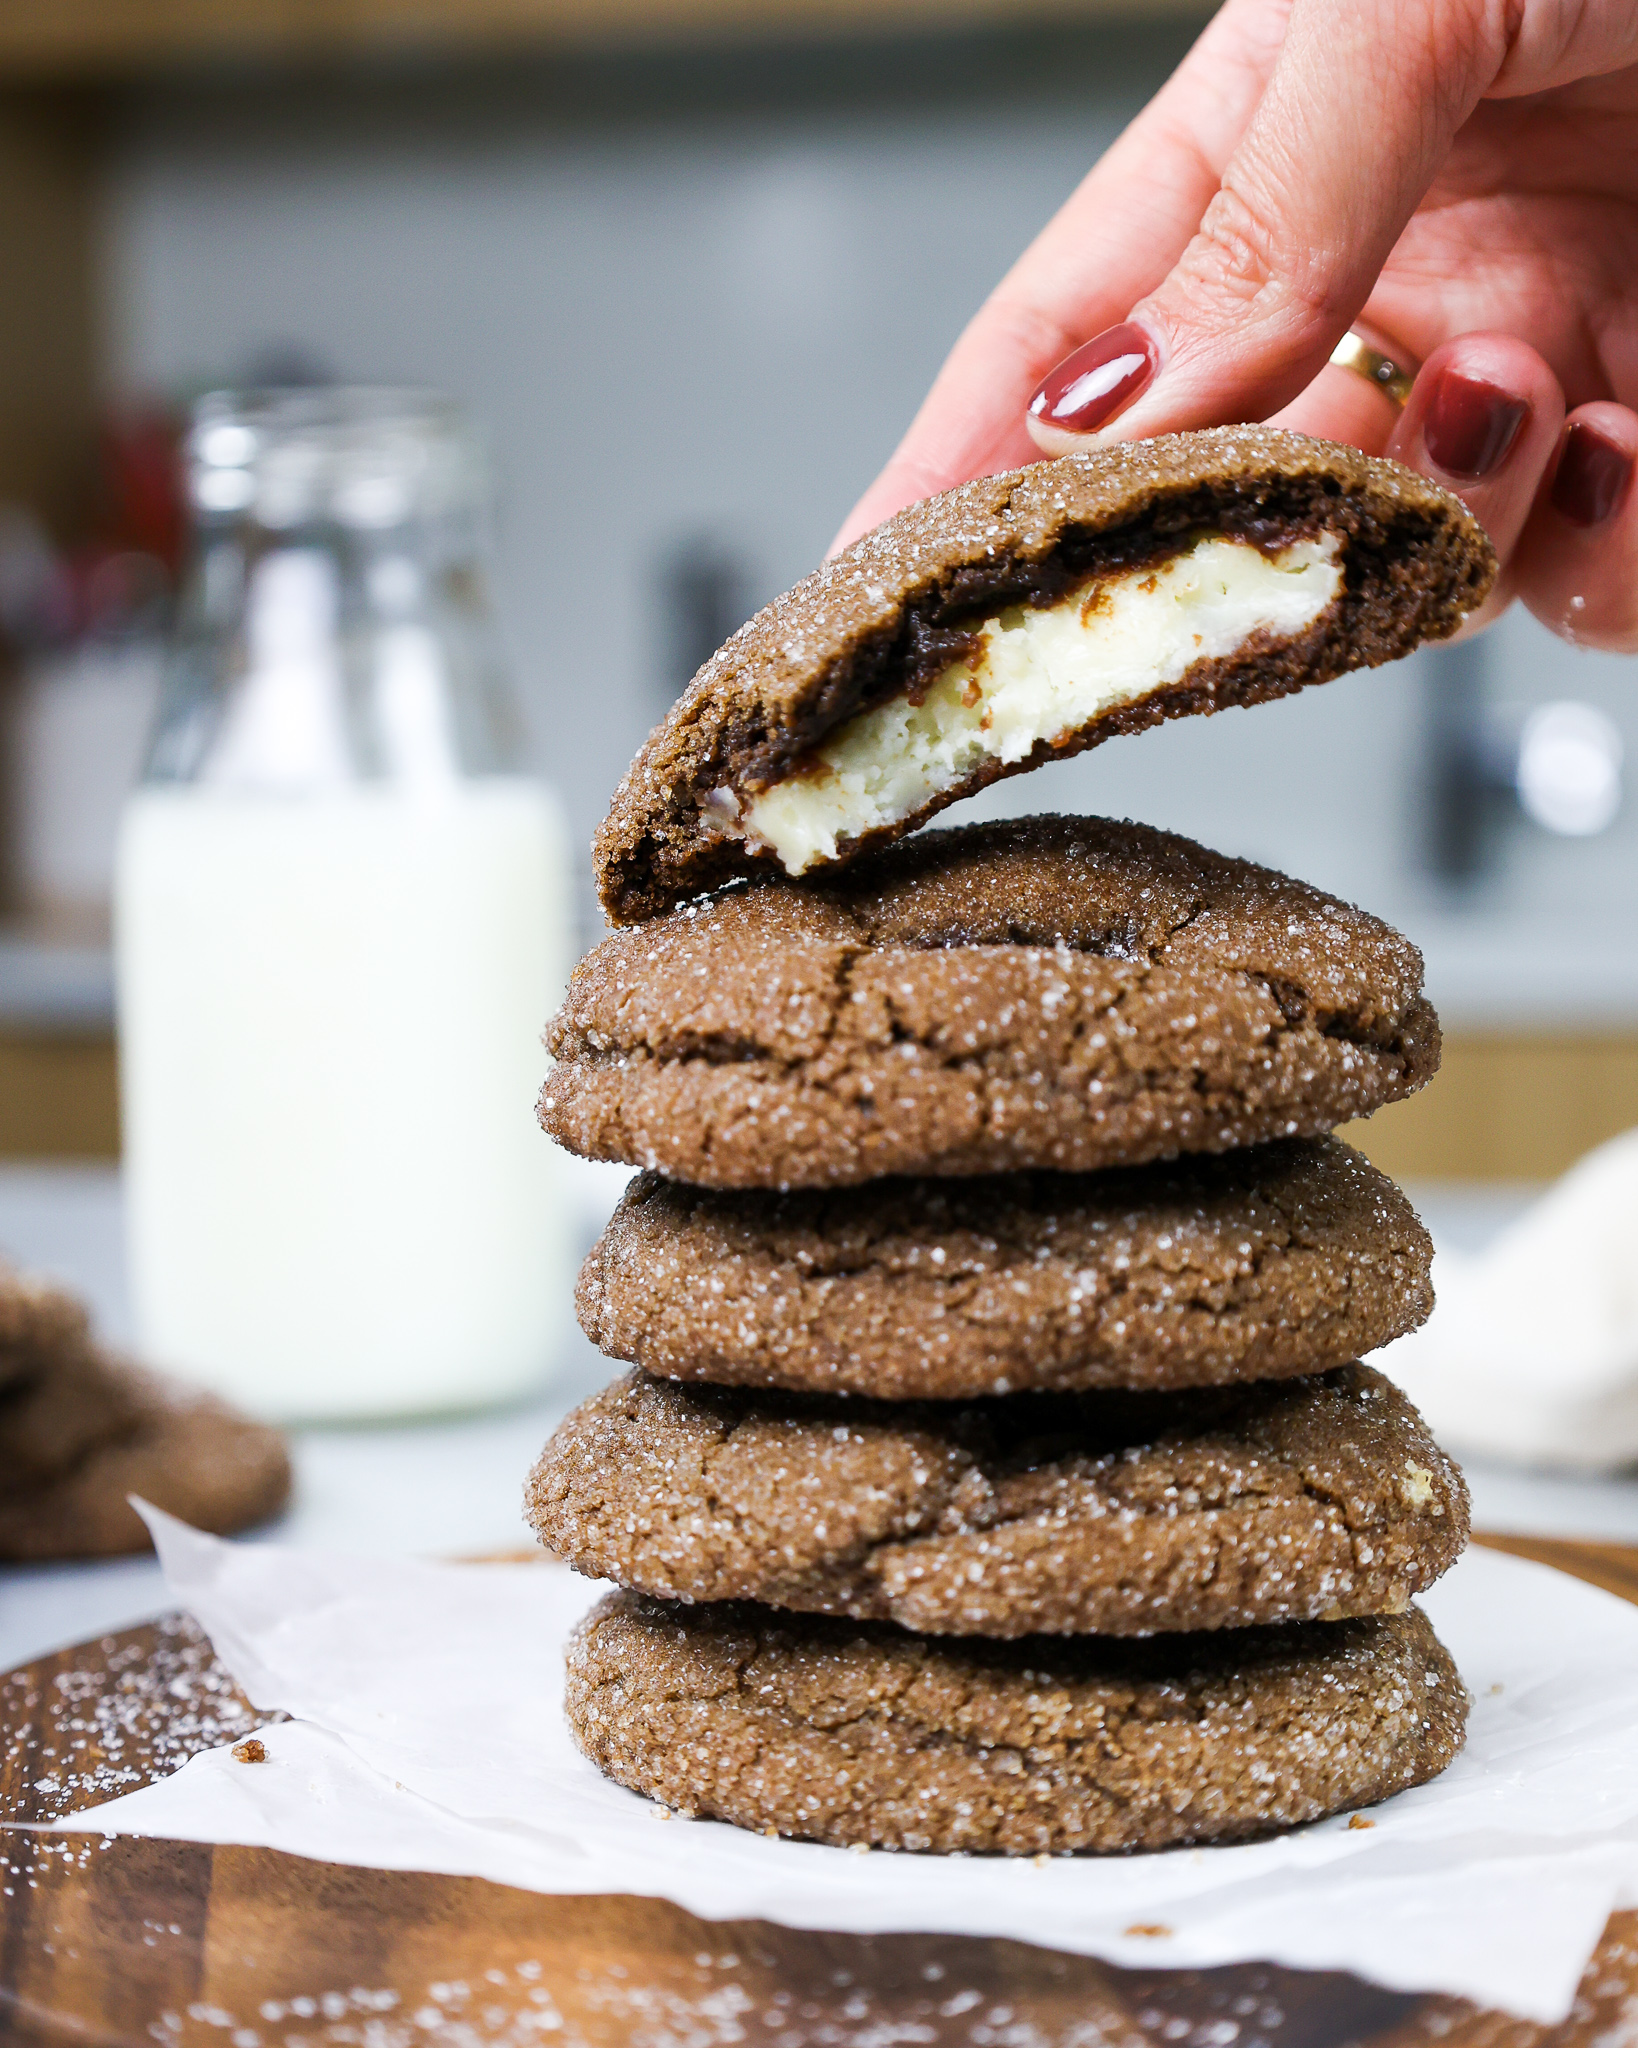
{"left": 530, "top": 1363, "right": 1467, "bottom": 1637}
{"left": 565, "top": 1593, "right": 1468, "bottom": 1852}
{"left": 543, "top": 815, "right": 1439, "bottom": 1188}
{"left": 596, "top": 429, "right": 1493, "bottom": 924}
{"left": 577, "top": 1139, "right": 1432, "bottom": 1397}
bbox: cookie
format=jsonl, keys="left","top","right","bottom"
{"left": 0, "top": 1267, "right": 97, "bottom": 1393}
{"left": 1, "top": 1335, "right": 148, "bottom": 1490}
{"left": 531, "top": 1362, "right": 1466, "bottom": 1637}
{"left": 576, "top": 1138, "right": 1431, "bottom": 1397}
{"left": 565, "top": 1593, "right": 1467, "bottom": 1852}
{"left": 543, "top": 815, "right": 1439, "bottom": 1189}
{"left": 0, "top": 1360, "right": 292, "bottom": 1561}
{"left": 0, "top": 1265, "right": 152, "bottom": 1486}
{"left": 596, "top": 430, "right": 1494, "bottom": 924}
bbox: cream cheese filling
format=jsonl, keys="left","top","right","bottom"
{"left": 712, "top": 532, "right": 1344, "bottom": 876}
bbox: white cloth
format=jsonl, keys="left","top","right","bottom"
{"left": 1382, "top": 1128, "right": 1638, "bottom": 1471}
{"left": 37, "top": 1507, "right": 1638, "bottom": 2024}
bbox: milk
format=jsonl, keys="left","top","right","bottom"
{"left": 115, "top": 778, "right": 573, "bottom": 1421}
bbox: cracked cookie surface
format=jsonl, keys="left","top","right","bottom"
{"left": 541, "top": 815, "right": 1440, "bottom": 1189}
{"left": 531, "top": 1363, "right": 1467, "bottom": 1636}
{"left": 577, "top": 1138, "right": 1431, "bottom": 1396}
{"left": 596, "top": 429, "right": 1493, "bottom": 924}
{"left": 565, "top": 1593, "right": 1468, "bottom": 1851}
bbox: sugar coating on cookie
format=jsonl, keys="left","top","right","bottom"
{"left": 596, "top": 429, "right": 1495, "bottom": 924}
{"left": 543, "top": 815, "right": 1439, "bottom": 1189}
{"left": 577, "top": 1139, "right": 1432, "bottom": 1396}
{"left": 531, "top": 1363, "right": 1468, "bottom": 1637}
{"left": 565, "top": 1593, "right": 1468, "bottom": 1853}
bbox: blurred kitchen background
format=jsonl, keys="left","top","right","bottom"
{"left": 1, "top": 0, "right": 1636, "bottom": 1651}
{"left": 0, "top": 0, "right": 1633, "bottom": 1179}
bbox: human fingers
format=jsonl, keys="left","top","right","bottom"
{"left": 1515, "top": 404, "right": 1638, "bottom": 649}
{"left": 1024, "top": 0, "right": 1512, "bottom": 456}
{"left": 1263, "top": 320, "right": 1417, "bottom": 456}
{"left": 1384, "top": 332, "right": 1565, "bottom": 628}
{"left": 827, "top": 0, "right": 1292, "bottom": 552}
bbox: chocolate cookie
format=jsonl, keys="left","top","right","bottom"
{"left": 531, "top": 1363, "right": 1466, "bottom": 1637}
{"left": 0, "top": 1300, "right": 145, "bottom": 1486}
{"left": 0, "top": 1267, "right": 97, "bottom": 1393}
{"left": 565, "top": 1593, "right": 1467, "bottom": 1852}
{"left": 0, "top": 1359, "right": 292, "bottom": 1561}
{"left": 596, "top": 430, "right": 1493, "bottom": 924}
{"left": 577, "top": 1138, "right": 1431, "bottom": 1397}
{"left": 543, "top": 816, "right": 1439, "bottom": 1189}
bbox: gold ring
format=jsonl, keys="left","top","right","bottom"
{"left": 1329, "top": 329, "right": 1420, "bottom": 409}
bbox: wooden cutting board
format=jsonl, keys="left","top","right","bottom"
{"left": 3, "top": 1532, "right": 1636, "bottom": 2048}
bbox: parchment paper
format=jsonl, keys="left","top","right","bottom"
{"left": 46, "top": 1507, "right": 1638, "bottom": 2024}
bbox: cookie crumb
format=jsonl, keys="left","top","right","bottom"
{"left": 231, "top": 1739, "right": 266, "bottom": 1764}
{"left": 1348, "top": 1813, "right": 1374, "bottom": 1830}
{"left": 1125, "top": 1924, "right": 1172, "bottom": 1939}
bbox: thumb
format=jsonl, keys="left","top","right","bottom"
{"left": 1026, "top": 0, "right": 1505, "bottom": 452}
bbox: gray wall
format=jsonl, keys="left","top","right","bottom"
{"left": 102, "top": 31, "right": 1638, "bottom": 1023}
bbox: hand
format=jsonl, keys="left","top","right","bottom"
{"left": 832, "top": 0, "right": 1638, "bottom": 651}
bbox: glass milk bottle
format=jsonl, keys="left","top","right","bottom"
{"left": 115, "top": 389, "right": 573, "bottom": 1421}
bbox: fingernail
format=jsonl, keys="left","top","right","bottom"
{"left": 1551, "top": 421, "right": 1634, "bottom": 527}
{"left": 1028, "top": 323, "right": 1158, "bottom": 434}
{"left": 1422, "top": 370, "right": 1529, "bottom": 481}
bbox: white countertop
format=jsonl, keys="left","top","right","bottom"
{"left": 4, "top": 1163, "right": 1638, "bottom": 1674}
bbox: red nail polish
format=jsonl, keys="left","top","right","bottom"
{"left": 1422, "top": 370, "right": 1529, "bottom": 482}
{"left": 1028, "top": 323, "right": 1157, "bottom": 434}
{"left": 1551, "top": 421, "right": 1633, "bottom": 527}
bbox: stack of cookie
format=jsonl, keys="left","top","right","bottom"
{"left": 529, "top": 428, "right": 1493, "bottom": 1855}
